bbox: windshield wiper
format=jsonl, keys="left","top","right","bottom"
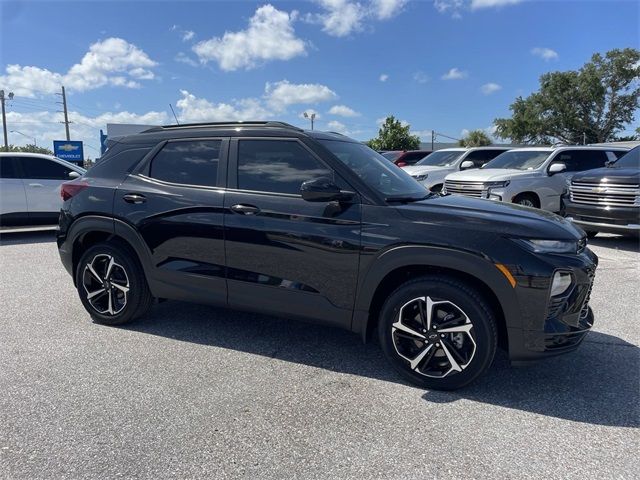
{"left": 385, "top": 193, "right": 432, "bottom": 203}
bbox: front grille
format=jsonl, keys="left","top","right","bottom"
{"left": 579, "top": 269, "right": 595, "bottom": 320}
{"left": 444, "top": 180, "right": 485, "bottom": 198}
{"left": 577, "top": 237, "right": 587, "bottom": 254}
{"left": 570, "top": 181, "right": 640, "bottom": 207}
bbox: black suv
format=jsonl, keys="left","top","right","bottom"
{"left": 564, "top": 146, "right": 640, "bottom": 237}
{"left": 57, "top": 121, "right": 598, "bottom": 390}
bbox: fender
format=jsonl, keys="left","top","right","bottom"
{"left": 351, "top": 244, "right": 521, "bottom": 338}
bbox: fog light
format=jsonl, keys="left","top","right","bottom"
{"left": 489, "top": 193, "right": 502, "bottom": 201}
{"left": 550, "top": 271, "right": 572, "bottom": 297}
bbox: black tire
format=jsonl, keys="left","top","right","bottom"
{"left": 586, "top": 231, "right": 598, "bottom": 239}
{"left": 75, "top": 241, "right": 153, "bottom": 325}
{"left": 513, "top": 193, "right": 539, "bottom": 208}
{"left": 430, "top": 184, "right": 443, "bottom": 194}
{"left": 378, "top": 276, "right": 497, "bottom": 390}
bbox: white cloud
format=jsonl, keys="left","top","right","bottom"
{"left": 327, "top": 120, "right": 348, "bottom": 133}
{"left": 192, "top": 4, "right": 306, "bottom": 71}
{"left": 328, "top": 104, "right": 360, "bottom": 117}
{"left": 0, "top": 38, "right": 157, "bottom": 97}
{"left": 265, "top": 80, "right": 337, "bottom": 110}
{"left": 470, "top": 0, "right": 521, "bottom": 9}
{"left": 379, "top": 73, "right": 389, "bottom": 82}
{"left": 413, "top": 71, "right": 430, "bottom": 84}
{"left": 175, "top": 52, "right": 199, "bottom": 67}
{"left": 370, "top": 0, "right": 408, "bottom": 19}
{"left": 480, "top": 82, "right": 502, "bottom": 95}
{"left": 176, "top": 90, "right": 270, "bottom": 123}
{"left": 441, "top": 67, "right": 467, "bottom": 80}
{"left": 531, "top": 47, "right": 559, "bottom": 61}
{"left": 182, "top": 30, "right": 195, "bottom": 42}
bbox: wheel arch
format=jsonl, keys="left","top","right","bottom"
{"left": 352, "top": 245, "right": 521, "bottom": 351}
{"left": 512, "top": 191, "right": 541, "bottom": 208}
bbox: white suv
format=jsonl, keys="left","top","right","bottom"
{"left": 1, "top": 152, "right": 85, "bottom": 226}
{"left": 402, "top": 147, "right": 510, "bottom": 193}
{"left": 443, "top": 146, "right": 628, "bottom": 212}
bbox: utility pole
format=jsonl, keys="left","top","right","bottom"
{"left": 431, "top": 130, "right": 435, "bottom": 151}
{"left": 57, "top": 85, "right": 71, "bottom": 140}
{"left": 0, "top": 90, "right": 14, "bottom": 152}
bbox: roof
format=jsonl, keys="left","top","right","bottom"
{"left": 0, "top": 152, "right": 59, "bottom": 159}
{"left": 508, "top": 145, "right": 630, "bottom": 152}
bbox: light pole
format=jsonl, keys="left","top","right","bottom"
{"left": 1, "top": 90, "right": 14, "bottom": 152}
{"left": 10, "top": 130, "right": 36, "bottom": 146}
{"left": 303, "top": 111, "right": 316, "bottom": 130}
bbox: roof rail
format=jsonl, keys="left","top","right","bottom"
{"left": 141, "top": 121, "right": 304, "bottom": 133}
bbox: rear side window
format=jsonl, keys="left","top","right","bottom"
{"left": 555, "top": 150, "right": 608, "bottom": 172}
{"left": 20, "top": 157, "right": 73, "bottom": 180}
{"left": 89, "top": 144, "right": 153, "bottom": 178}
{"left": 0, "top": 157, "right": 20, "bottom": 178}
{"left": 238, "top": 140, "right": 332, "bottom": 195}
{"left": 609, "top": 151, "right": 627, "bottom": 160}
{"left": 150, "top": 140, "right": 221, "bottom": 187}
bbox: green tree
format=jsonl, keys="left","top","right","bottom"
{"left": 495, "top": 48, "right": 640, "bottom": 144}
{"left": 367, "top": 116, "right": 420, "bottom": 150}
{"left": 459, "top": 130, "right": 492, "bottom": 147}
{"left": 6, "top": 144, "right": 54, "bottom": 155}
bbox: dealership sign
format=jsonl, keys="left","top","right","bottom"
{"left": 53, "top": 140, "right": 84, "bottom": 164}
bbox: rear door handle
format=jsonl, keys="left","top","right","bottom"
{"left": 123, "top": 193, "right": 147, "bottom": 204}
{"left": 230, "top": 204, "right": 260, "bottom": 215}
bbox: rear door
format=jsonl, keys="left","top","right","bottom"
{"left": 223, "top": 137, "right": 362, "bottom": 329}
{"left": 0, "top": 156, "right": 28, "bottom": 225}
{"left": 114, "top": 138, "right": 229, "bottom": 305}
{"left": 18, "top": 156, "right": 77, "bottom": 224}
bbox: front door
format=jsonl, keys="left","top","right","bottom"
{"left": 114, "top": 138, "right": 228, "bottom": 305}
{"left": 224, "top": 138, "right": 362, "bottom": 329}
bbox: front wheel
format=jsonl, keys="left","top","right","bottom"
{"left": 378, "top": 276, "right": 497, "bottom": 390}
{"left": 76, "top": 242, "right": 153, "bottom": 325}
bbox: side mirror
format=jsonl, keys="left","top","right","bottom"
{"left": 460, "top": 160, "right": 475, "bottom": 170}
{"left": 68, "top": 171, "right": 81, "bottom": 179}
{"left": 548, "top": 162, "right": 566, "bottom": 175}
{"left": 301, "top": 177, "right": 353, "bottom": 202}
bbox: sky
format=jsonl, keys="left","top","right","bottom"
{"left": 1, "top": 0, "right": 638, "bottom": 156}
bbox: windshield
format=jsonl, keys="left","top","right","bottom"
{"left": 319, "top": 140, "right": 427, "bottom": 199}
{"left": 612, "top": 146, "right": 639, "bottom": 168}
{"left": 483, "top": 150, "right": 550, "bottom": 170}
{"left": 416, "top": 150, "right": 465, "bottom": 167}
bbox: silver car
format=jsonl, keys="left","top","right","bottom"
{"left": 402, "top": 147, "right": 510, "bottom": 193}
{"left": 443, "top": 146, "right": 628, "bottom": 211}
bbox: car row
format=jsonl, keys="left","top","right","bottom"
{"left": 57, "top": 121, "right": 597, "bottom": 391}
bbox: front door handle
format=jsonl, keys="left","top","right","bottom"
{"left": 123, "top": 193, "right": 147, "bottom": 204}
{"left": 230, "top": 204, "right": 260, "bottom": 215}
{"left": 28, "top": 183, "right": 44, "bottom": 188}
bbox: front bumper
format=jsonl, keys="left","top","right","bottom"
{"left": 564, "top": 199, "right": 640, "bottom": 234}
{"left": 506, "top": 246, "right": 598, "bottom": 362}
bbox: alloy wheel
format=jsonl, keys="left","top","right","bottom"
{"left": 391, "top": 296, "right": 476, "bottom": 378}
{"left": 82, "top": 254, "right": 130, "bottom": 315}
{"left": 518, "top": 199, "right": 535, "bottom": 207}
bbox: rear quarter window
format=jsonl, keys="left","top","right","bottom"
{"left": 89, "top": 144, "right": 155, "bottom": 179}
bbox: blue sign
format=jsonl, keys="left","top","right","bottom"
{"left": 53, "top": 140, "right": 84, "bottom": 164}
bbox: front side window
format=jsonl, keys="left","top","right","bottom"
{"left": 237, "top": 140, "right": 332, "bottom": 195}
{"left": 150, "top": 140, "right": 221, "bottom": 187}
{"left": 484, "top": 150, "right": 551, "bottom": 170}
{"left": 319, "top": 139, "right": 426, "bottom": 200}
{"left": 20, "top": 157, "right": 73, "bottom": 180}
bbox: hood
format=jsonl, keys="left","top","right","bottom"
{"left": 402, "top": 165, "right": 452, "bottom": 175}
{"left": 397, "top": 194, "right": 583, "bottom": 241}
{"left": 571, "top": 166, "right": 640, "bottom": 184}
{"left": 446, "top": 168, "right": 538, "bottom": 182}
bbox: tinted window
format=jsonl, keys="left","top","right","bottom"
{"left": 238, "top": 140, "right": 332, "bottom": 195}
{"left": 484, "top": 151, "right": 550, "bottom": 170}
{"left": 0, "top": 157, "right": 19, "bottom": 179}
{"left": 416, "top": 150, "right": 465, "bottom": 167}
{"left": 400, "top": 152, "right": 429, "bottom": 164}
{"left": 150, "top": 140, "right": 220, "bottom": 187}
{"left": 21, "top": 157, "right": 73, "bottom": 180}
{"left": 555, "top": 150, "right": 608, "bottom": 172}
{"left": 381, "top": 152, "right": 401, "bottom": 161}
{"left": 465, "top": 150, "right": 501, "bottom": 167}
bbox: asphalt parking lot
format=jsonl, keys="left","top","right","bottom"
{"left": 1, "top": 231, "right": 638, "bottom": 479}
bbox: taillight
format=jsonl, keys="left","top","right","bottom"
{"left": 396, "top": 161, "right": 407, "bottom": 167}
{"left": 61, "top": 180, "right": 88, "bottom": 201}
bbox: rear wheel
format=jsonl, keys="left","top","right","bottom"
{"left": 378, "top": 276, "right": 497, "bottom": 390}
{"left": 430, "top": 184, "right": 443, "bottom": 194}
{"left": 76, "top": 242, "right": 153, "bottom": 325}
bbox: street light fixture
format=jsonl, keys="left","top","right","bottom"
{"left": 11, "top": 130, "right": 37, "bottom": 146}
{"left": 303, "top": 111, "right": 316, "bottom": 130}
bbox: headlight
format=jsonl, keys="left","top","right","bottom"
{"left": 485, "top": 180, "right": 510, "bottom": 189}
{"left": 514, "top": 238, "right": 577, "bottom": 254}
{"left": 550, "top": 271, "right": 573, "bottom": 296}
{"left": 412, "top": 174, "right": 428, "bottom": 181}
